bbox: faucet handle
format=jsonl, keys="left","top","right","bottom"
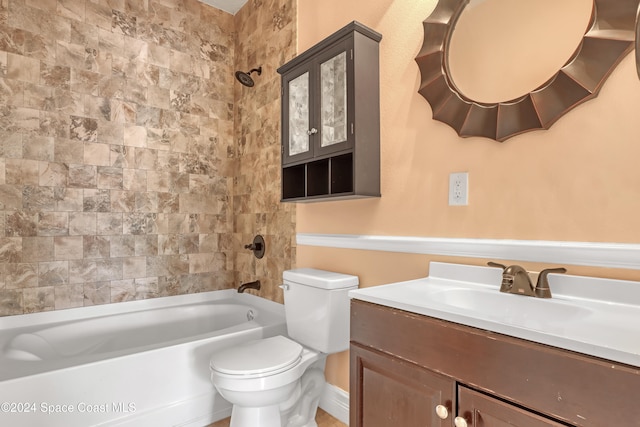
{"left": 244, "top": 235, "right": 265, "bottom": 259}
{"left": 487, "top": 261, "right": 507, "bottom": 270}
{"left": 535, "top": 267, "right": 567, "bottom": 298}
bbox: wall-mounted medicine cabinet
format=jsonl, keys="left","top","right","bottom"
{"left": 277, "top": 21, "right": 381, "bottom": 202}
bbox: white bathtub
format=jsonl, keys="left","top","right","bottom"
{"left": 0, "top": 290, "right": 287, "bottom": 427}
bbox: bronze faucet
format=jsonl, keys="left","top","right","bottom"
{"left": 238, "top": 280, "right": 261, "bottom": 293}
{"left": 487, "top": 262, "right": 566, "bottom": 298}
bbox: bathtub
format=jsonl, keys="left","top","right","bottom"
{"left": 0, "top": 290, "right": 287, "bottom": 427}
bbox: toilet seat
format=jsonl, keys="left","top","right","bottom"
{"left": 210, "top": 336, "right": 303, "bottom": 378}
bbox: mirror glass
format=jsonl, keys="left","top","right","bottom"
{"left": 320, "top": 51, "right": 348, "bottom": 147}
{"left": 447, "top": 0, "right": 593, "bottom": 103}
{"left": 288, "top": 72, "right": 310, "bottom": 156}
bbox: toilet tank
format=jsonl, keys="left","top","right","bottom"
{"left": 282, "top": 268, "right": 359, "bottom": 354}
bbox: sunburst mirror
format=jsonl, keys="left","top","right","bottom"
{"left": 415, "top": 0, "right": 637, "bottom": 142}
{"left": 636, "top": 2, "right": 640, "bottom": 79}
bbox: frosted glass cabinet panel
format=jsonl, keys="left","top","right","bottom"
{"left": 288, "top": 72, "right": 310, "bottom": 156}
{"left": 278, "top": 21, "right": 381, "bottom": 202}
{"left": 320, "top": 51, "right": 347, "bottom": 148}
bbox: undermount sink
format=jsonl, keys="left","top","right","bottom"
{"left": 429, "top": 287, "right": 591, "bottom": 331}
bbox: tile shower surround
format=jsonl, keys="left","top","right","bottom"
{"left": 0, "top": 0, "right": 297, "bottom": 315}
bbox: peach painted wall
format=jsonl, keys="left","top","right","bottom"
{"left": 295, "top": 0, "right": 640, "bottom": 391}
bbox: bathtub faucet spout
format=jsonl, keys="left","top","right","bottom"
{"left": 238, "top": 280, "right": 261, "bottom": 293}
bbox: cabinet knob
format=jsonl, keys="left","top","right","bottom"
{"left": 435, "top": 404, "right": 448, "bottom": 419}
{"left": 306, "top": 128, "right": 318, "bottom": 135}
{"left": 454, "top": 416, "right": 468, "bottom": 427}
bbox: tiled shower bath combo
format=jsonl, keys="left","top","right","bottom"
{"left": 0, "top": 0, "right": 297, "bottom": 316}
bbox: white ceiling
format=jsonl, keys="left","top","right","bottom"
{"left": 199, "top": 0, "right": 248, "bottom": 15}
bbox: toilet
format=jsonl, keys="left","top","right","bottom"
{"left": 209, "top": 268, "right": 359, "bottom": 427}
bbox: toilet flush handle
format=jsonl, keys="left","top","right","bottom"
{"left": 279, "top": 284, "right": 289, "bottom": 291}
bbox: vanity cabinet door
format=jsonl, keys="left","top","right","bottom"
{"left": 350, "top": 343, "right": 455, "bottom": 427}
{"left": 457, "top": 386, "right": 566, "bottom": 427}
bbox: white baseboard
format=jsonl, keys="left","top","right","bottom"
{"left": 297, "top": 233, "right": 640, "bottom": 270}
{"left": 319, "top": 383, "right": 349, "bottom": 425}
{"left": 109, "top": 391, "right": 232, "bottom": 427}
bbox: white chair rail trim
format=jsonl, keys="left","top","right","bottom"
{"left": 296, "top": 233, "right": 640, "bottom": 270}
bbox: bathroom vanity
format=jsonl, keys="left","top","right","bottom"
{"left": 349, "top": 263, "right": 640, "bottom": 426}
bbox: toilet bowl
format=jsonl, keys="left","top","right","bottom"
{"left": 210, "top": 336, "right": 326, "bottom": 427}
{"left": 209, "top": 269, "right": 359, "bottom": 427}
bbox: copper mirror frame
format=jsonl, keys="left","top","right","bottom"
{"left": 415, "top": 0, "right": 637, "bottom": 142}
{"left": 636, "top": 2, "right": 640, "bottom": 79}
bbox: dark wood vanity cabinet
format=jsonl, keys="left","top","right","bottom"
{"left": 351, "top": 345, "right": 566, "bottom": 427}
{"left": 457, "top": 386, "right": 566, "bottom": 427}
{"left": 277, "top": 21, "right": 381, "bottom": 202}
{"left": 350, "top": 300, "right": 640, "bottom": 427}
{"left": 351, "top": 344, "right": 454, "bottom": 427}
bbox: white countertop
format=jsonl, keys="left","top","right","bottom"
{"left": 349, "top": 262, "right": 640, "bottom": 367}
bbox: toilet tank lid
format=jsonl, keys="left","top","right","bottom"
{"left": 283, "top": 268, "right": 359, "bottom": 289}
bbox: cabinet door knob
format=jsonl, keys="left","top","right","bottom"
{"left": 454, "top": 416, "right": 468, "bottom": 427}
{"left": 435, "top": 404, "right": 448, "bottom": 419}
{"left": 306, "top": 128, "right": 318, "bottom": 135}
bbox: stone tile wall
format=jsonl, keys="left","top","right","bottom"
{"left": 0, "top": 0, "right": 240, "bottom": 315}
{"left": 232, "top": 0, "right": 296, "bottom": 304}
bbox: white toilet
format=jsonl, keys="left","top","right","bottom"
{"left": 209, "top": 268, "right": 359, "bottom": 427}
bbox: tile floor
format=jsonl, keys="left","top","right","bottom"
{"left": 208, "top": 408, "right": 346, "bottom": 427}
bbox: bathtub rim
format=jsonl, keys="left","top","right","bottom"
{"left": 0, "top": 289, "right": 282, "bottom": 330}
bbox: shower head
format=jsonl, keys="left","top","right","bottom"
{"left": 235, "top": 67, "right": 262, "bottom": 87}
